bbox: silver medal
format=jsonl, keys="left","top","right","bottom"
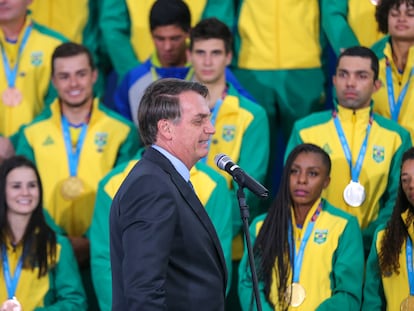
{"left": 343, "top": 181, "right": 366, "bottom": 207}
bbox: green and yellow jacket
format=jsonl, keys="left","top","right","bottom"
{"left": 234, "top": 0, "right": 321, "bottom": 70}
{"left": 15, "top": 98, "right": 140, "bottom": 237}
{"left": 239, "top": 199, "right": 364, "bottom": 310}
{"left": 371, "top": 37, "right": 414, "bottom": 142}
{"left": 100, "top": 0, "right": 235, "bottom": 78}
{"left": 286, "top": 105, "right": 412, "bottom": 253}
{"left": 0, "top": 16, "right": 66, "bottom": 137}
{"left": 0, "top": 234, "right": 86, "bottom": 310}
{"left": 363, "top": 209, "right": 414, "bottom": 310}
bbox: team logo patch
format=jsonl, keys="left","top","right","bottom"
{"left": 94, "top": 132, "right": 108, "bottom": 152}
{"left": 42, "top": 136, "right": 54, "bottom": 146}
{"left": 373, "top": 145, "right": 385, "bottom": 163}
{"left": 314, "top": 229, "right": 328, "bottom": 244}
{"left": 31, "top": 51, "right": 44, "bottom": 66}
{"left": 222, "top": 125, "right": 235, "bottom": 142}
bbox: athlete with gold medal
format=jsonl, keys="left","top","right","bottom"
{"left": 238, "top": 144, "right": 364, "bottom": 310}
{"left": 363, "top": 148, "right": 414, "bottom": 310}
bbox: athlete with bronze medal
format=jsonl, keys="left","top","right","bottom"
{"left": 285, "top": 202, "right": 323, "bottom": 307}
{"left": 332, "top": 109, "right": 372, "bottom": 208}
{"left": 60, "top": 115, "right": 87, "bottom": 200}
{"left": 1, "top": 244, "right": 25, "bottom": 311}
{"left": 401, "top": 237, "right": 414, "bottom": 311}
{"left": 1, "top": 24, "right": 32, "bottom": 108}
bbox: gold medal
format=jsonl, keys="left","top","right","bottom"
{"left": 2, "top": 87, "right": 22, "bottom": 107}
{"left": 285, "top": 282, "right": 306, "bottom": 307}
{"left": 401, "top": 296, "right": 414, "bottom": 311}
{"left": 61, "top": 176, "right": 84, "bottom": 200}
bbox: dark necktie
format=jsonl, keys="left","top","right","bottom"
{"left": 187, "top": 180, "right": 195, "bottom": 192}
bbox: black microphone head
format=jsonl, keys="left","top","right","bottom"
{"left": 214, "top": 153, "right": 232, "bottom": 170}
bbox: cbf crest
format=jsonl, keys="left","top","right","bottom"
{"left": 94, "top": 132, "right": 108, "bottom": 152}
{"left": 31, "top": 51, "right": 44, "bottom": 66}
{"left": 373, "top": 145, "right": 384, "bottom": 163}
{"left": 314, "top": 229, "right": 328, "bottom": 244}
{"left": 222, "top": 125, "right": 235, "bottom": 142}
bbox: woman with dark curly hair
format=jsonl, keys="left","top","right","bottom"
{"left": 363, "top": 147, "right": 414, "bottom": 310}
{"left": 0, "top": 156, "right": 86, "bottom": 310}
{"left": 371, "top": 0, "right": 414, "bottom": 141}
{"left": 238, "top": 144, "right": 364, "bottom": 311}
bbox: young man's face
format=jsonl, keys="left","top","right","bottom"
{"left": 152, "top": 25, "right": 188, "bottom": 67}
{"left": 333, "top": 56, "right": 380, "bottom": 110}
{"left": 189, "top": 38, "right": 231, "bottom": 85}
{"left": 52, "top": 53, "right": 97, "bottom": 108}
{"left": 388, "top": 2, "right": 414, "bottom": 42}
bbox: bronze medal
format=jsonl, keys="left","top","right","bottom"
{"left": 2, "top": 87, "right": 22, "bottom": 107}
{"left": 401, "top": 296, "right": 414, "bottom": 311}
{"left": 286, "top": 282, "right": 306, "bottom": 307}
{"left": 61, "top": 176, "right": 84, "bottom": 200}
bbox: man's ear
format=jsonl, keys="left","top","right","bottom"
{"left": 157, "top": 119, "right": 172, "bottom": 139}
{"left": 373, "top": 79, "right": 382, "bottom": 93}
{"left": 226, "top": 51, "right": 232, "bottom": 66}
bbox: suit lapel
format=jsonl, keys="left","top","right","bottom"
{"left": 144, "top": 148, "right": 228, "bottom": 282}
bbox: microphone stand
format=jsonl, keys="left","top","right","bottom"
{"left": 236, "top": 185, "right": 262, "bottom": 311}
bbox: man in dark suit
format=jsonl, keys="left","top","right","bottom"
{"left": 110, "top": 78, "right": 228, "bottom": 310}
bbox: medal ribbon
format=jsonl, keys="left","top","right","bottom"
{"left": 333, "top": 110, "right": 372, "bottom": 183}
{"left": 385, "top": 58, "right": 413, "bottom": 121}
{"left": 62, "top": 116, "right": 88, "bottom": 177}
{"left": 1, "top": 244, "right": 24, "bottom": 299}
{"left": 406, "top": 237, "right": 414, "bottom": 295}
{"left": 289, "top": 202, "right": 322, "bottom": 283}
{"left": 1, "top": 24, "right": 32, "bottom": 88}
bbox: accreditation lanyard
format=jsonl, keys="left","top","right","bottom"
{"left": 1, "top": 24, "right": 32, "bottom": 88}
{"left": 406, "top": 237, "right": 414, "bottom": 295}
{"left": 385, "top": 58, "right": 414, "bottom": 122}
{"left": 62, "top": 116, "right": 88, "bottom": 177}
{"left": 333, "top": 110, "right": 372, "bottom": 183}
{"left": 289, "top": 202, "right": 322, "bottom": 283}
{"left": 1, "top": 244, "right": 24, "bottom": 299}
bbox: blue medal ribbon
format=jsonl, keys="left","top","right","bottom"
{"left": 406, "top": 237, "right": 414, "bottom": 295}
{"left": 333, "top": 110, "right": 372, "bottom": 183}
{"left": 1, "top": 24, "right": 32, "bottom": 88}
{"left": 385, "top": 58, "right": 413, "bottom": 122}
{"left": 1, "top": 244, "right": 24, "bottom": 299}
{"left": 289, "top": 202, "right": 322, "bottom": 283}
{"left": 61, "top": 116, "right": 88, "bottom": 177}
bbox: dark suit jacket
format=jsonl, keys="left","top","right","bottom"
{"left": 110, "top": 147, "right": 227, "bottom": 310}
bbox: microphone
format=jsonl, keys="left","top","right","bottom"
{"left": 214, "top": 153, "right": 269, "bottom": 198}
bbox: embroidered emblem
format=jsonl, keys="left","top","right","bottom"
{"left": 322, "top": 143, "right": 332, "bottom": 155}
{"left": 31, "top": 51, "right": 43, "bottom": 66}
{"left": 222, "top": 125, "right": 235, "bottom": 142}
{"left": 314, "top": 229, "right": 328, "bottom": 244}
{"left": 42, "top": 136, "right": 54, "bottom": 146}
{"left": 373, "top": 145, "right": 384, "bottom": 163}
{"left": 94, "top": 132, "right": 108, "bottom": 152}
